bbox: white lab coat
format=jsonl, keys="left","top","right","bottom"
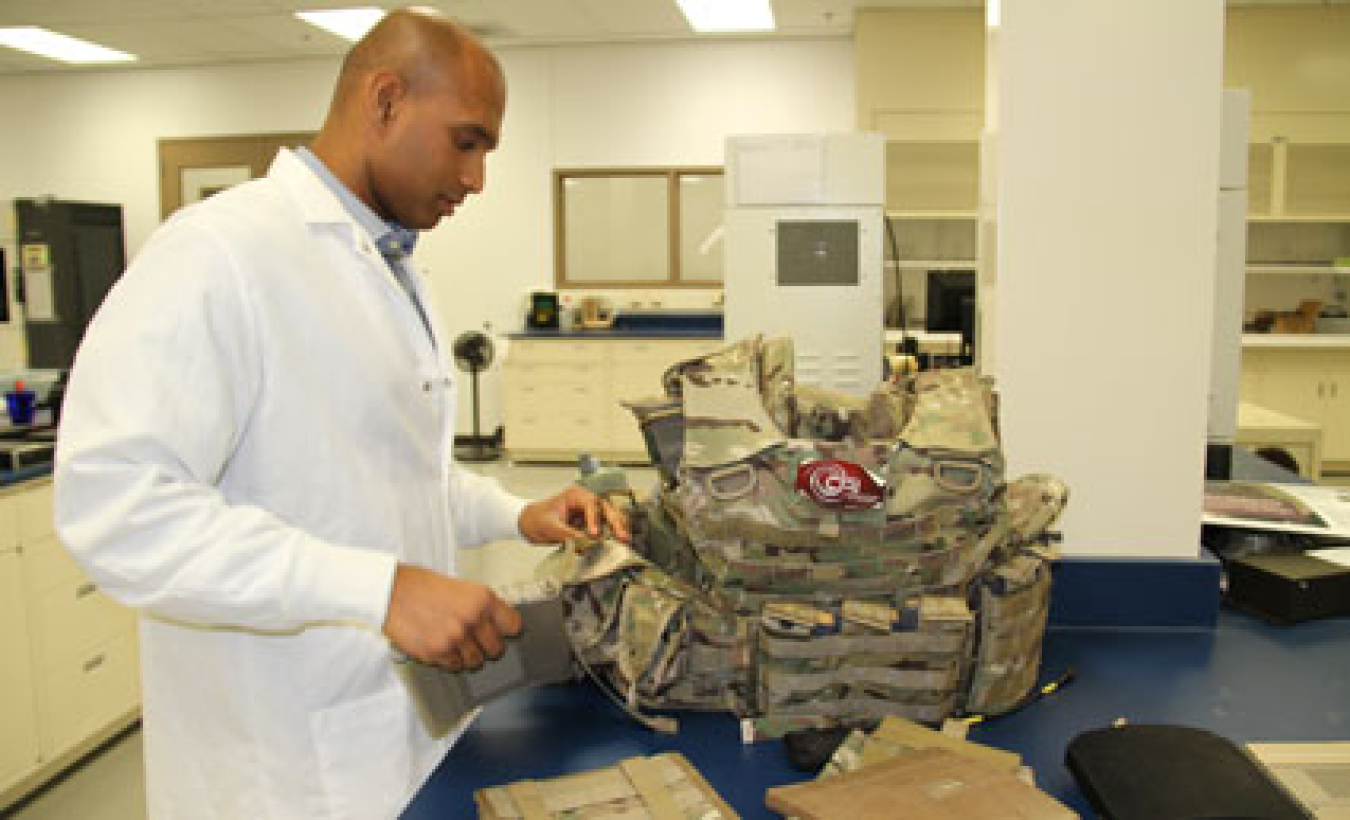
{"left": 54, "top": 148, "right": 527, "bottom": 819}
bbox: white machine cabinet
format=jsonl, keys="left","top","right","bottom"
{"left": 724, "top": 133, "right": 886, "bottom": 395}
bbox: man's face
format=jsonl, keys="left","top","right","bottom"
{"left": 368, "top": 55, "right": 504, "bottom": 230}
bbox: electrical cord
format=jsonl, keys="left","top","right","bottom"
{"left": 884, "top": 215, "right": 918, "bottom": 361}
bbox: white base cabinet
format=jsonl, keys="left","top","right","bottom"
{"left": 0, "top": 542, "right": 41, "bottom": 797}
{"left": 505, "top": 338, "right": 722, "bottom": 463}
{"left": 0, "top": 478, "right": 141, "bottom": 812}
{"left": 1240, "top": 346, "right": 1350, "bottom": 470}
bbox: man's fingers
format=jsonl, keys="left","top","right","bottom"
{"left": 602, "top": 500, "right": 631, "bottom": 542}
{"left": 491, "top": 599, "right": 524, "bottom": 638}
{"left": 584, "top": 497, "right": 602, "bottom": 536}
{"left": 456, "top": 640, "right": 484, "bottom": 671}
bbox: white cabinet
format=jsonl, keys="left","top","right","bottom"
{"left": 1249, "top": 140, "right": 1350, "bottom": 220}
{"left": 504, "top": 338, "right": 721, "bottom": 462}
{"left": 1240, "top": 346, "right": 1350, "bottom": 469}
{"left": 0, "top": 478, "right": 141, "bottom": 813}
{"left": 0, "top": 540, "right": 40, "bottom": 797}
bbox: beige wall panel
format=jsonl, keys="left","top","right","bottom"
{"left": 855, "top": 9, "right": 984, "bottom": 133}
{"left": 1226, "top": 8, "right": 1350, "bottom": 116}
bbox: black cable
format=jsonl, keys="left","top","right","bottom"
{"left": 884, "top": 215, "right": 917, "bottom": 359}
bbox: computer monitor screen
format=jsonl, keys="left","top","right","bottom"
{"left": 926, "top": 270, "right": 976, "bottom": 333}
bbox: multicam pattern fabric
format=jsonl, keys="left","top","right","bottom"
{"left": 475, "top": 752, "right": 740, "bottom": 819}
{"left": 538, "top": 335, "right": 1068, "bottom": 735}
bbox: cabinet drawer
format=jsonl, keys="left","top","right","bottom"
{"left": 508, "top": 341, "right": 607, "bottom": 365}
{"left": 506, "top": 380, "right": 605, "bottom": 411}
{"left": 609, "top": 339, "right": 720, "bottom": 365}
{"left": 31, "top": 574, "right": 129, "bottom": 671}
{"left": 506, "top": 361, "right": 606, "bottom": 385}
{"left": 23, "top": 533, "right": 84, "bottom": 595}
{"left": 17, "top": 481, "right": 54, "bottom": 543}
{"left": 506, "top": 413, "right": 608, "bottom": 454}
{"left": 39, "top": 633, "right": 140, "bottom": 757}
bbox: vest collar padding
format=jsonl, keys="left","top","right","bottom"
{"left": 680, "top": 336, "right": 789, "bottom": 468}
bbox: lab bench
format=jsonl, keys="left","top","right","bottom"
{"left": 403, "top": 605, "right": 1350, "bottom": 819}
{"left": 403, "top": 449, "right": 1349, "bottom": 819}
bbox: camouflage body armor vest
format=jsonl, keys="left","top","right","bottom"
{"left": 537, "top": 336, "right": 1067, "bottom": 736}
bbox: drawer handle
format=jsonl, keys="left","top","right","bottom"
{"left": 76, "top": 582, "right": 98, "bottom": 599}
{"left": 83, "top": 653, "right": 106, "bottom": 673}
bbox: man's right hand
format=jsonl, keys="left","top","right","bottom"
{"left": 382, "top": 564, "right": 522, "bottom": 671}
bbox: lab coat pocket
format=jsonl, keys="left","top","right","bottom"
{"left": 312, "top": 685, "right": 413, "bottom": 820}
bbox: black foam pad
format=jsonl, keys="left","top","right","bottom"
{"left": 1065, "top": 724, "right": 1311, "bottom": 820}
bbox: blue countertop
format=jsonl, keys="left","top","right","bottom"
{"left": 401, "top": 446, "right": 1334, "bottom": 819}
{"left": 402, "top": 609, "right": 1350, "bottom": 819}
{"left": 0, "top": 464, "right": 52, "bottom": 487}
{"left": 510, "top": 310, "right": 724, "bottom": 339}
{"left": 509, "top": 327, "right": 724, "bottom": 339}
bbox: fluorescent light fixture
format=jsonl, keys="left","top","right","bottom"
{"left": 676, "top": 0, "right": 775, "bottom": 33}
{"left": 295, "top": 8, "right": 387, "bottom": 42}
{"left": 0, "top": 27, "right": 135, "bottom": 64}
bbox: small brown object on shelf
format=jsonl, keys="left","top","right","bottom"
{"left": 1270, "top": 300, "right": 1322, "bottom": 334}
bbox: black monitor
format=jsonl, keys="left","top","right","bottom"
{"left": 926, "top": 270, "right": 976, "bottom": 364}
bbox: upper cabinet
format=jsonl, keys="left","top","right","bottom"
{"left": 1228, "top": 8, "right": 1350, "bottom": 220}
{"left": 885, "top": 141, "right": 979, "bottom": 217}
{"left": 856, "top": 9, "right": 984, "bottom": 218}
{"left": 859, "top": 7, "right": 1350, "bottom": 223}
{"left": 1249, "top": 139, "right": 1350, "bottom": 221}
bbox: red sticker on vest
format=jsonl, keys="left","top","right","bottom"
{"left": 795, "top": 459, "right": 885, "bottom": 510}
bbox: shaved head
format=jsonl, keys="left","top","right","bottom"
{"left": 330, "top": 9, "right": 502, "bottom": 119}
{"left": 311, "top": 7, "right": 506, "bottom": 229}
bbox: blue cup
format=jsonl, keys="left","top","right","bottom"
{"left": 6, "top": 390, "right": 36, "bottom": 425}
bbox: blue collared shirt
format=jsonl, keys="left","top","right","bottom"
{"left": 294, "top": 147, "right": 434, "bottom": 345}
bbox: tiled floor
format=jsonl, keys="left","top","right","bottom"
{"left": 4, "top": 729, "right": 145, "bottom": 820}
{"left": 3, "top": 459, "right": 646, "bottom": 820}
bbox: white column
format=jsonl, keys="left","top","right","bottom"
{"left": 989, "top": 0, "right": 1225, "bottom": 557}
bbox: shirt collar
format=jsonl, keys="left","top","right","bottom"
{"left": 294, "top": 146, "right": 418, "bottom": 260}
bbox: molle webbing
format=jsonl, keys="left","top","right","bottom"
{"left": 548, "top": 335, "right": 1068, "bottom": 733}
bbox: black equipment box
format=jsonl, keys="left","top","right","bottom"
{"left": 1226, "top": 552, "right": 1350, "bottom": 624}
{"left": 1066, "top": 725, "right": 1311, "bottom": 820}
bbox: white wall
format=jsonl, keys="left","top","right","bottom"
{"left": 0, "top": 37, "right": 855, "bottom": 432}
{"left": 990, "top": 0, "right": 1224, "bottom": 557}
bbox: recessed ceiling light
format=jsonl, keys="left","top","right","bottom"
{"left": 295, "top": 8, "right": 387, "bottom": 42}
{"left": 0, "top": 27, "right": 136, "bottom": 64}
{"left": 676, "top": 0, "right": 776, "bottom": 33}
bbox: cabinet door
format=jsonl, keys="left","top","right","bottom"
{"left": 1321, "top": 364, "right": 1350, "bottom": 462}
{"left": 0, "top": 548, "right": 41, "bottom": 792}
{"left": 38, "top": 633, "right": 140, "bottom": 757}
{"left": 504, "top": 343, "right": 609, "bottom": 457}
{"left": 1250, "top": 351, "right": 1323, "bottom": 427}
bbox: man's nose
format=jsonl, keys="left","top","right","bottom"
{"left": 461, "top": 155, "right": 486, "bottom": 194}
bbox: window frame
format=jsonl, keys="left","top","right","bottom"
{"left": 553, "top": 166, "right": 724, "bottom": 289}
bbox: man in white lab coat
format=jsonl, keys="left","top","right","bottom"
{"left": 54, "top": 9, "right": 625, "bottom": 819}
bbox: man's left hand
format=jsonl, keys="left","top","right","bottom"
{"left": 518, "top": 484, "right": 631, "bottom": 545}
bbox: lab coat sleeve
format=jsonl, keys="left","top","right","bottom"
{"left": 445, "top": 459, "right": 528, "bottom": 548}
{"left": 54, "top": 217, "right": 397, "bottom": 632}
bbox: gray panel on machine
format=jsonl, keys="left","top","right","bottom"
{"left": 776, "top": 220, "right": 859, "bottom": 286}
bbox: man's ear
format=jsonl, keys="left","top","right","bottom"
{"left": 369, "top": 69, "right": 406, "bottom": 127}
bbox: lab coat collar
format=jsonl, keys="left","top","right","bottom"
{"left": 268, "top": 147, "right": 355, "bottom": 231}
{"left": 268, "top": 147, "right": 445, "bottom": 360}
